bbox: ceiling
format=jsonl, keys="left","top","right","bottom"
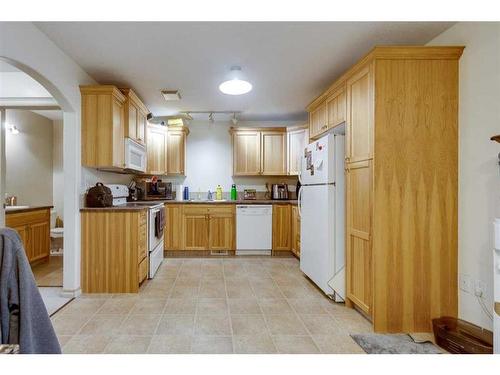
{"left": 35, "top": 22, "right": 453, "bottom": 121}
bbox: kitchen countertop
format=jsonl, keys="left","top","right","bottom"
{"left": 5, "top": 205, "right": 53, "bottom": 214}
{"left": 80, "top": 206, "right": 149, "bottom": 212}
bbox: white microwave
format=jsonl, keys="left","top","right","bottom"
{"left": 124, "top": 137, "right": 146, "bottom": 173}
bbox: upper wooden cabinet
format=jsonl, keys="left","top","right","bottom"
{"left": 309, "top": 102, "right": 327, "bottom": 139}
{"left": 326, "top": 86, "right": 346, "bottom": 129}
{"left": 287, "top": 125, "right": 309, "bottom": 176}
{"left": 120, "top": 88, "right": 149, "bottom": 145}
{"left": 80, "top": 85, "right": 126, "bottom": 169}
{"left": 231, "top": 129, "right": 261, "bottom": 176}
{"left": 230, "top": 127, "right": 289, "bottom": 176}
{"left": 146, "top": 123, "right": 167, "bottom": 175}
{"left": 261, "top": 130, "right": 287, "bottom": 175}
{"left": 167, "top": 126, "right": 188, "bottom": 175}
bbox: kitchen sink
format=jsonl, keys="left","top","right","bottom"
{"left": 5, "top": 205, "right": 30, "bottom": 211}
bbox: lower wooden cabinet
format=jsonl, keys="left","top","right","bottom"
{"left": 272, "top": 204, "right": 292, "bottom": 251}
{"left": 81, "top": 209, "right": 148, "bottom": 293}
{"left": 182, "top": 205, "right": 235, "bottom": 251}
{"left": 164, "top": 204, "right": 184, "bottom": 251}
{"left": 291, "top": 205, "right": 301, "bottom": 258}
{"left": 6, "top": 207, "right": 51, "bottom": 264}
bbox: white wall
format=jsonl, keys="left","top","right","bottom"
{"left": 5, "top": 110, "right": 53, "bottom": 206}
{"left": 428, "top": 22, "right": 500, "bottom": 330}
{"left": 162, "top": 120, "right": 302, "bottom": 196}
{"left": 53, "top": 119, "right": 64, "bottom": 220}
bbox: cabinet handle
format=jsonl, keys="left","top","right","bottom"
{"left": 345, "top": 156, "right": 350, "bottom": 162}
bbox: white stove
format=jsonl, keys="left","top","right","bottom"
{"left": 106, "top": 184, "right": 165, "bottom": 279}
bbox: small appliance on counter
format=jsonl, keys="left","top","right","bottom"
{"left": 271, "top": 184, "right": 289, "bottom": 200}
{"left": 136, "top": 179, "right": 172, "bottom": 200}
{"left": 243, "top": 189, "right": 256, "bottom": 200}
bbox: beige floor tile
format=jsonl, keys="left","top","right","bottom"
{"left": 52, "top": 314, "right": 93, "bottom": 335}
{"left": 57, "top": 335, "right": 73, "bottom": 347}
{"left": 233, "top": 334, "right": 277, "bottom": 354}
{"left": 97, "top": 298, "right": 136, "bottom": 315}
{"left": 104, "top": 335, "right": 152, "bottom": 354}
{"left": 170, "top": 286, "right": 199, "bottom": 299}
{"left": 195, "top": 315, "right": 231, "bottom": 336}
{"left": 156, "top": 314, "right": 195, "bottom": 335}
{"left": 258, "top": 298, "right": 293, "bottom": 314}
{"left": 131, "top": 299, "right": 166, "bottom": 314}
{"left": 288, "top": 298, "right": 330, "bottom": 315}
{"left": 264, "top": 314, "right": 308, "bottom": 336}
{"left": 312, "top": 334, "right": 365, "bottom": 354}
{"left": 175, "top": 277, "right": 202, "bottom": 287}
{"left": 59, "top": 298, "right": 106, "bottom": 315}
{"left": 163, "top": 298, "right": 198, "bottom": 314}
{"left": 191, "top": 336, "right": 233, "bottom": 354}
{"left": 273, "top": 335, "right": 320, "bottom": 354}
{"left": 230, "top": 314, "right": 268, "bottom": 336}
{"left": 228, "top": 298, "right": 261, "bottom": 314}
{"left": 251, "top": 285, "right": 285, "bottom": 299}
{"left": 63, "top": 334, "right": 113, "bottom": 354}
{"left": 118, "top": 314, "right": 161, "bottom": 335}
{"left": 226, "top": 285, "right": 254, "bottom": 299}
{"left": 332, "top": 313, "right": 373, "bottom": 334}
{"left": 278, "top": 285, "right": 312, "bottom": 299}
{"left": 299, "top": 314, "right": 343, "bottom": 335}
{"left": 197, "top": 298, "right": 228, "bottom": 315}
{"left": 199, "top": 284, "right": 226, "bottom": 298}
{"left": 148, "top": 335, "right": 192, "bottom": 354}
{"left": 79, "top": 314, "right": 127, "bottom": 335}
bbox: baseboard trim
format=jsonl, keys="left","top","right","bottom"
{"left": 60, "top": 288, "right": 81, "bottom": 298}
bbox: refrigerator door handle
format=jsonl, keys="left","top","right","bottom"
{"left": 298, "top": 187, "right": 303, "bottom": 218}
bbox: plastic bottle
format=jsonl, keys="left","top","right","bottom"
{"left": 183, "top": 186, "right": 189, "bottom": 201}
{"left": 216, "top": 185, "right": 223, "bottom": 200}
{"left": 231, "top": 184, "right": 237, "bottom": 200}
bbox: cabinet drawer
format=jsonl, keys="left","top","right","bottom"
{"left": 207, "top": 205, "right": 234, "bottom": 215}
{"left": 183, "top": 205, "right": 210, "bottom": 215}
{"left": 138, "top": 257, "right": 148, "bottom": 284}
{"left": 6, "top": 209, "right": 49, "bottom": 227}
{"left": 138, "top": 223, "right": 148, "bottom": 262}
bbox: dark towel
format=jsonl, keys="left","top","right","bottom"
{"left": 0, "top": 228, "right": 61, "bottom": 354}
{"left": 155, "top": 207, "right": 165, "bottom": 238}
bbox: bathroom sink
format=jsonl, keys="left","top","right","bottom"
{"left": 5, "top": 205, "right": 30, "bottom": 211}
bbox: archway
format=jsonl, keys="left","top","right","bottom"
{"left": 0, "top": 56, "right": 82, "bottom": 297}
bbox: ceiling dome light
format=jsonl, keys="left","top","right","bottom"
{"left": 219, "top": 66, "right": 252, "bottom": 95}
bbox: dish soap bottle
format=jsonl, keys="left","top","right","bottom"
{"left": 216, "top": 185, "right": 223, "bottom": 201}
{"left": 230, "top": 184, "right": 237, "bottom": 200}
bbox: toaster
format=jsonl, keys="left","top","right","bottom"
{"left": 271, "top": 184, "right": 289, "bottom": 200}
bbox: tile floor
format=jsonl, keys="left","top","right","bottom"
{"left": 52, "top": 256, "right": 372, "bottom": 354}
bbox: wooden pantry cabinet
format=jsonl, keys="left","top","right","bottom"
{"left": 80, "top": 85, "right": 126, "bottom": 169}
{"left": 6, "top": 208, "right": 51, "bottom": 264}
{"left": 307, "top": 46, "right": 464, "bottom": 333}
{"left": 81, "top": 209, "right": 148, "bottom": 293}
{"left": 177, "top": 205, "right": 235, "bottom": 252}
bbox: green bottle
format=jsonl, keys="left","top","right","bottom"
{"left": 231, "top": 184, "right": 237, "bottom": 200}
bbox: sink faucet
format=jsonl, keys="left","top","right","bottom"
{"left": 207, "top": 190, "right": 213, "bottom": 201}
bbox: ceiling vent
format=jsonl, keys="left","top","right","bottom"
{"left": 161, "top": 89, "right": 181, "bottom": 101}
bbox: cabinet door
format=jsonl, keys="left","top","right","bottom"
{"left": 261, "top": 131, "right": 287, "bottom": 175}
{"left": 272, "top": 204, "right": 292, "bottom": 251}
{"left": 147, "top": 124, "right": 167, "bottom": 175}
{"left": 164, "top": 204, "right": 183, "bottom": 251}
{"left": 346, "top": 64, "right": 373, "bottom": 163}
{"left": 208, "top": 211, "right": 234, "bottom": 251}
{"left": 29, "top": 221, "right": 50, "bottom": 263}
{"left": 291, "top": 205, "right": 300, "bottom": 257}
{"left": 127, "top": 102, "right": 138, "bottom": 140}
{"left": 309, "top": 102, "right": 326, "bottom": 139}
{"left": 136, "top": 110, "right": 147, "bottom": 144}
{"left": 167, "top": 130, "right": 186, "bottom": 175}
{"left": 326, "top": 88, "right": 346, "bottom": 129}
{"left": 10, "top": 225, "right": 30, "bottom": 259}
{"left": 183, "top": 207, "right": 209, "bottom": 251}
{"left": 287, "top": 127, "right": 308, "bottom": 176}
{"left": 346, "top": 160, "right": 372, "bottom": 315}
{"left": 138, "top": 214, "right": 148, "bottom": 262}
{"left": 232, "top": 131, "right": 261, "bottom": 175}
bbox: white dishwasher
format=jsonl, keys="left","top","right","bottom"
{"left": 236, "top": 205, "right": 273, "bottom": 255}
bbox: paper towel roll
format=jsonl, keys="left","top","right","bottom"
{"left": 176, "top": 184, "right": 184, "bottom": 201}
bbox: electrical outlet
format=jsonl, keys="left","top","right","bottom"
{"left": 459, "top": 274, "right": 472, "bottom": 293}
{"left": 474, "top": 279, "right": 486, "bottom": 297}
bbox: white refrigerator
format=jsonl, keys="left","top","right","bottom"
{"left": 299, "top": 133, "right": 345, "bottom": 301}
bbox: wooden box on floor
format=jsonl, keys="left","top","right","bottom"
{"left": 307, "top": 46, "right": 464, "bottom": 333}
{"left": 81, "top": 209, "right": 148, "bottom": 293}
